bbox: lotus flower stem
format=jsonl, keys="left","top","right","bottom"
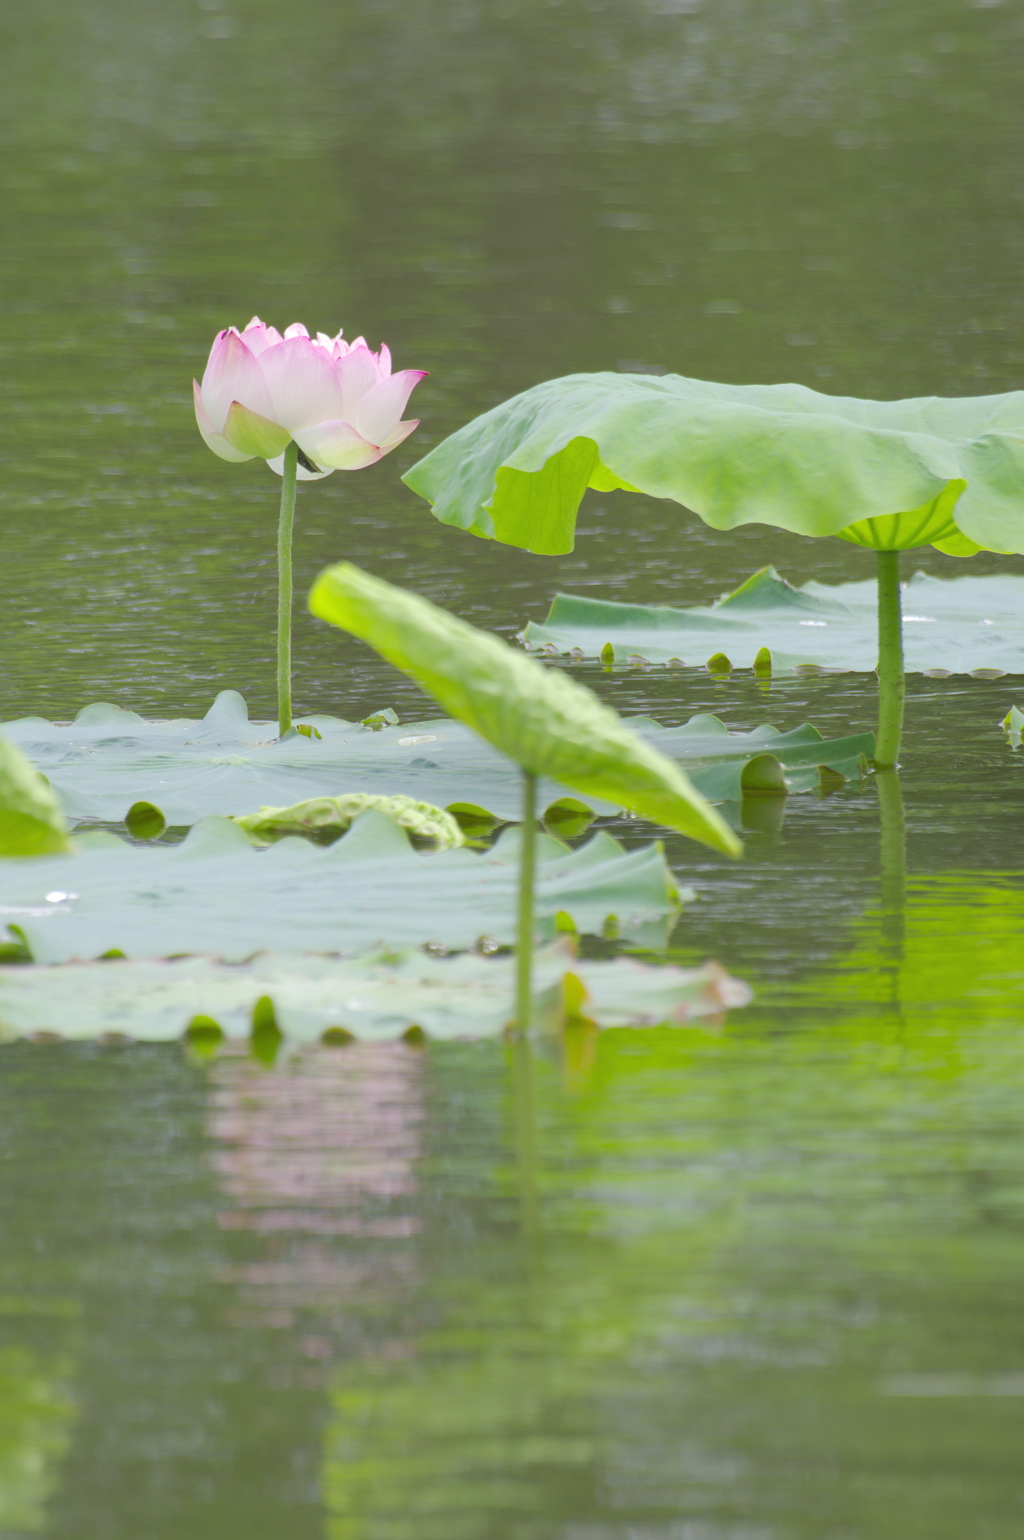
{"left": 875, "top": 549, "right": 904, "bottom": 768}
{"left": 515, "top": 770, "right": 538, "bottom": 1031}
{"left": 276, "top": 441, "right": 298, "bottom": 737}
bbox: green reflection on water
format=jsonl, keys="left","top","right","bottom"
{"left": 320, "top": 866, "right": 1024, "bottom": 1538}
{"left": 0, "top": 1340, "right": 77, "bottom": 1534}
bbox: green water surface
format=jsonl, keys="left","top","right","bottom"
{"left": 1, "top": 0, "right": 1024, "bottom": 1534}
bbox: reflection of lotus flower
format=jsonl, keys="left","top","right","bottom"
{"left": 209, "top": 1045, "right": 424, "bottom": 1339}
{"left": 193, "top": 317, "right": 426, "bottom": 481}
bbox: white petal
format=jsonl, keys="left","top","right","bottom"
{"left": 240, "top": 318, "right": 283, "bottom": 357}
{"left": 351, "top": 370, "right": 427, "bottom": 446}
{"left": 377, "top": 417, "right": 420, "bottom": 455}
{"left": 200, "top": 330, "right": 276, "bottom": 430}
{"left": 193, "top": 379, "right": 253, "bottom": 463}
{"left": 257, "top": 336, "right": 345, "bottom": 431}
{"left": 336, "top": 345, "right": 383, "bottom": 419}
{"left": 294, "top": 418, "right": 383, "bottom": 470}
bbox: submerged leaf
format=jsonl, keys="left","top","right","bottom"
{"left": 308, "top": 563, "right": 741, "bottom": 856}
{"left": 231, "top": 792, "right": 465, "bottom": 849}
{"left": 0, "top": 941, "right": 751, "bottom": 1044}
{"left": 0, "top": 811, "right": 684, "bottom": 964}
{"left": 402, "top": 372, "right": 1024, "bottom": 556}
{"left": 0, "top": 736, "right": 70, "bottom": 857}
{"left": 1, "top": 689, "right": 870, "bottom": 826}
{"left": 524, "top": 566, "right": 1024, "bottom": 675}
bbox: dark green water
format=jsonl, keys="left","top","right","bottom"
{"left": 2, "top": 0, "right": 1024, "bottom": 1534}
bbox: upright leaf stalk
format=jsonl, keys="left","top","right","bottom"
{"left": 875, "top": 549, "right": 904, "bottom": 768}
{"left": 276, "top": 441, "right": 299, "bottom": 738}
{"left": 515, "top": 771, "right": 538, "bottom": 1032}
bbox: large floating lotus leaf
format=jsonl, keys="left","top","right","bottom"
{"left": 402, "top": 372, "right": 1024, "bottom": 555}
{"left": 231, "top": 792, "right": 465, "bottom": 849}
{"left": 309, "top": 563, "right": 740, "bottom": 855}
{"left": 524, "top": 566, "right": 1024, "bottom": 676}
{"left": 0, "top": 689, "right": 871, "bottom": 826}
{"left": 0, "top": 812, "right": 683, "bottom": 964}
{"left": 0, "top": 939, "right": 751, "bottom": 1045}
{"left": 0, "top": 736, "right": 71, "bottom": 857}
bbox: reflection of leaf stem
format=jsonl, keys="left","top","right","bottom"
{"left": 510, "top": 1031, "right": 542, "bottom": 1260}
{"left": 515, "top": 771, "right": 537, "bottom": 1031}
{"left": 512, "top": 770, "right": 542, "bottom": 1262}
{"left": 276, "top": 441, "right": 298, "bottom": 738}
{"left": 875, "top": 550, "right": 904, "bottom": 767}
{"left": 877, "top": 768, "right": 906, "bottom": 911}
{"left": 876, "top": 767, "right": 906, "bottom": 1004}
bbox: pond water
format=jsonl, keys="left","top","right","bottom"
{"left": 2, "top": 0, "right": 1024, "bottom": 1534}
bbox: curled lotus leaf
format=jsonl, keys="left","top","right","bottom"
{"left": 524, "top": 566, "right": 1024, "bottom": 676}
{"left": 0, "top": 811, "right": 686, "bottom": 964}
{"left": 1, "top": 690, "right": 871, "bottom": 828}
{"left": 402, "top": 372, "right": 1024, "bottom": 557}
{"left": 308, "top": 563, "right": 741, "bottom": 856}
{"left": 0, "top": 736, "right": 71, "bottom": 858}
{"left": 1002, "top": 705, "right": 1024, "bottom": 746}
{"left": 231, "top": 792, "right": 465, "bottom": 849}
{"left": 0, "top": 939, "right": 751, "bottom": 1045}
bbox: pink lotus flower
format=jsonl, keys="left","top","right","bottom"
{"left": 193, "top": 317, "right": 426, "bottom": 481}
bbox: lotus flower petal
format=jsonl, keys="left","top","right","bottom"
{"left": 193, "top": 380, "right": 253, "bottom": 463}
{"left": 222, "top": 400, "right": 293, "bottom": 459}
{"left": 293, "top": 418, "right": 383, "bottom": 470}
{"left": 352, "top": 370, "right": 428, "bottom": 447}
{"left": 257, "top": 335, "right": 345, "bottom": 431}
{"left": 378, "top": 418, "right": 420, "bottom": 454}
{"left": 336, "top": 345, "right": 384, "bottom": 419}
{"left": 239, "top": 316, "right": 284, "bottom": 356}
{"left": 200, "top": 329, "right": 276, "bottom": 431}
{"left": 195, "top": 319, "right": 423, "bottom": 471}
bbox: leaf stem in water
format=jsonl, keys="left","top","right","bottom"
{"left": 875, "top": 549, "right": 904, "bottom": 768}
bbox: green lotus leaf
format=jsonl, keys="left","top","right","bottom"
{"left": 231, "top": 792, "right": 465, "bottom": 849}
{"left": 0, "top": 940, "right": 750, "bottom": 1044}
{"left": 0, "top": 691, "right": 870, "bottom": 828}
{"left": 308, "top": 563, "right": 741, "bottom": 856}
{"left": 524, "top": 566, "right": 1024, "bottom": 676}
{"left": 0, "top": 811, "right": 685, "bottom": 964}
{"left": 402, "top": 372, "right": 1024, "bottom": 556}
{"left": 0, "top": 736, "right": 71, "bottom": 857}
